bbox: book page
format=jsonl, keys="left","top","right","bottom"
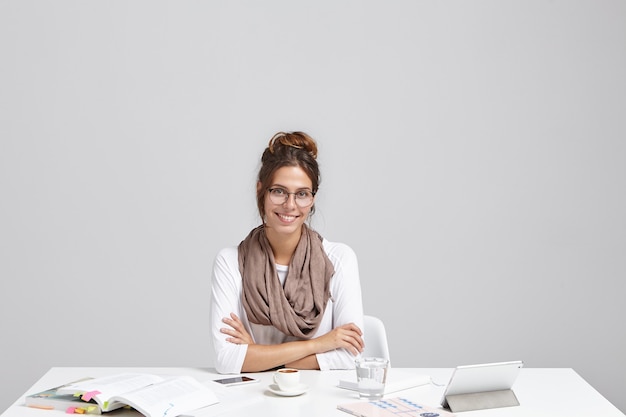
{"left": 111, "top": 377, "right": 219, "bottom": 417}
{"left": 57, "top": 373, "right": 165, "bottom": 411}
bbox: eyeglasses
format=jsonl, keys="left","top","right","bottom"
{"left": 267, "top": 187, "right": 315, "bottom": 208}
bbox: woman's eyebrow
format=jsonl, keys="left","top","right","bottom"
{"left": 270, "top": 184, "right": 312, "bottom": 191}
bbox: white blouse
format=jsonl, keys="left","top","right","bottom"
{"left": 210, "top": 239, "right": 364, "bottom": 374}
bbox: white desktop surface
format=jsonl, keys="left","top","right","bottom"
{"left": 3, "top": 367, "right": 624, "bottom": 417}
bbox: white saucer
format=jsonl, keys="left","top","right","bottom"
{"left": 268, "top": 383, "right": 309, "bottom": 396}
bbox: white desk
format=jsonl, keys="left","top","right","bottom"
{"left": 2, "top": 367, "right": 624, "bottom": 417}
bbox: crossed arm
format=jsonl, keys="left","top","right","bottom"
{"left": 220, "top": 312, "right": 364, "bottom": 372}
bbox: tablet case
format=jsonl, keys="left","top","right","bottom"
{"left": 441, "top": 360, "right": 523, "bottom": 413}
{"left": 445, "top": 388, "right": 520, "bottom": 412}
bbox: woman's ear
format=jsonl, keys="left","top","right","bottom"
{"left": 256, "top": 181, "right": 263, "bottom": 193}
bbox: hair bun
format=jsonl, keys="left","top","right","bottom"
{"left": 268, "top": 131, "right": 318, "bottom": 159}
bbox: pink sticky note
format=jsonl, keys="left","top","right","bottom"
{"left": 66, "top": 407, "right": 77, "bottom": 414}
{"left": 81, "top": 391, "right": 101, "bottom": 402}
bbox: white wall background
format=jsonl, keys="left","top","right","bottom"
{"left": 1, "top": 0, "right": 625, "bottom": 413}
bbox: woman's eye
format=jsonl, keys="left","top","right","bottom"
{"left": 272, "top": 188, "right": 286, "bottom": 195}
{"left": 296, "top": 191, "right": 309, "bottom": 198}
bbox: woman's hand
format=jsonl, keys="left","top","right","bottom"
{"left": 221, "top": 313, "right": 254, "bottom": 345}
{"left": 313, "top": 322, "right": 364, "bottom": 356}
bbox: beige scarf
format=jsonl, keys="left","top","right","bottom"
{"left": 238, "top": 224, "right": 334, "bottom": 338}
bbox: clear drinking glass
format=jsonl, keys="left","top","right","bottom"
{"left": 355, "top": 357, "right": 389, "bottom": 399}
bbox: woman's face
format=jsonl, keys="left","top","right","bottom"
{"left": 262, "top": 165, "right": 315, "bottom": 238}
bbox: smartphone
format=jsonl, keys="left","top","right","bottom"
{"left": 213, "top": 376, "right": 259, "bottom": 387}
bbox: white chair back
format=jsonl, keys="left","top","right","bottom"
{"left": 362, "top": 315, "right": 390, "bottom": 363}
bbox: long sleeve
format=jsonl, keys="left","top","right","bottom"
{"left": 210, "top": 247, "right": 249, "bottom": 374}
{"left": 315, "top": 240, "right": 365, "bottom": 370}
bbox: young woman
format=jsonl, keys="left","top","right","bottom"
{"left": 210, "top": 131, "right": 365, "bottom": 374}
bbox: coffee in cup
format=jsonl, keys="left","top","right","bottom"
{"left": 273, "top": 368, "right": 300, "bottom": 391}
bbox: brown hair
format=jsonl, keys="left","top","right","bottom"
{"left": 256, "top": 131, "right": 320, "bottom": 219}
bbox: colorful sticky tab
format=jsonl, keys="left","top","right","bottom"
{"left": 81, "top": 390, "right": 101, "bottom": 402}
{"left": 66, "top": 407, "right": 89, "bottom": 415}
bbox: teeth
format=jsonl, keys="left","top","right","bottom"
{"left": 278, "top": 214, "right": 296, "bottom": 221}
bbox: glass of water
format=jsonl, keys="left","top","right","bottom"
{"left": 355, "top": 357, "right": 389, "bottom": 399}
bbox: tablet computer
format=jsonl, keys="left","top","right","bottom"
{"left": 440, "top": 360, "right": 523, "bottom": 409}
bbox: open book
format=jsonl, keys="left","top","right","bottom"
{"left": 26, "top": 378, "right": 102, "bottom": 414}
{"left": 54, "top": 373, "right": 219, "bottom": 416}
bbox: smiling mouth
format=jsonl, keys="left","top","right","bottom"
{"left": 276, "top": 213, "right": 298, "bottom": 223}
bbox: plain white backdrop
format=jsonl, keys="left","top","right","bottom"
{"left": 1, "top": 0, "right": 625, "bottom": 413}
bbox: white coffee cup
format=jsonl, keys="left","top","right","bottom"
{"left": 273, "top": 368, "right": 300, "bottom": 391}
